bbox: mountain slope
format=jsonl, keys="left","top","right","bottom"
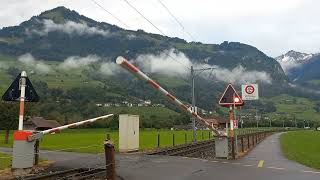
{"left": 276, "top": 50, "right": 320, "bottom": 85}
{"left": 0, "top": 6, "right": 287, "bottom": 83}
{"left": 276, "top": 50, "right": 314, "bottom": 63}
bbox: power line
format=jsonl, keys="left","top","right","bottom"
{"left": 90, "top": 0, "right": 131, "bottom": 29}
{"left": 122, "top": 0, "right": 166, "bottom": 36}
{"left": 156, "top": 0, "right": 196, "bottom": 41}
{"left": 121, "top": 0, "right": 191, "bottom": 70}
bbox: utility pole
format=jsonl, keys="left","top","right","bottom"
{"left": 191, "top": 66, "right": 197, "bottom": 143}
{"left": 294, "top": 115, "right": 297, "bottom": 128}
{"left": 190, "top": 65, "right": 215, "bottom": 143}
{"left": 269, "top": 118, "right": 272, "bottom": 127}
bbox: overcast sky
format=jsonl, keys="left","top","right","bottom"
{"left": 1, "top": 0, "right": 319, "bottom": 57}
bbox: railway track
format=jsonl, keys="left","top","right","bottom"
{"left": 147, "top": 139, "right": 215, "bottom": 157}
{"left": 20, "top": 168, "right": 106, "bottom": 180}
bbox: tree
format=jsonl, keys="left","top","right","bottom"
{"left": 0, "top": 102, "right": 19, "bottom": 144}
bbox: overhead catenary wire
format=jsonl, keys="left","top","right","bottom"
{"left": 86, "top": 0, "right": 191, "bottom": 81}
{"left": 90, "top": 0, "right": 131, "bottom": 29}
{"left": 121, "top": 0, "right": 191, "bottom": 71}
{"left": 156, "top": 0, "right": 196, "bottom": 42}
{"left": 155, "top": 0, "right": 216, "bottom": 76}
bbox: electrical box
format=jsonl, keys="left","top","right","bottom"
{"left": 215, "top": 136, "right": 228, "bottom": 159}
{"left": 119, "top": 114, "right": 139, "bottom": 152}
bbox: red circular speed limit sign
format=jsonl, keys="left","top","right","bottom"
{"left": 245, "top": 85, "right": 255, "bottom": 94}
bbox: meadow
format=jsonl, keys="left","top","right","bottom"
{"left": 0, "top": 129, "right": 212, "bottom": 153}
{"left": 281, "top": 131, "right": 320, "bottom": 169}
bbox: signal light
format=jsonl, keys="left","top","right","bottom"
{"left": 234, "top": 97, "right": 240, "bottom": 103}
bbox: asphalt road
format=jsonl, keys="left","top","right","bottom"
{"left": 1, "top": 133, "right": 319, "bottom": 180}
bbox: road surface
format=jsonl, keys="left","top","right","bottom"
{"left": 1, "top": 133, "right": 319, "bottom": 180}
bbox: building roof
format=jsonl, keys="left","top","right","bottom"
{"left": 204, "top": 116, "right": 229, "bottom": 125}
{"left": 25, "top": 117, "right": 61, "bottom": 128}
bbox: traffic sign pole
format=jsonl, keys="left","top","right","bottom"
{"left": 18, "top": 71, "right": 27, "bottom": 130}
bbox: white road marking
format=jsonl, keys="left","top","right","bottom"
{"left": 267, "top": 166, "right": 285, "bottom": 170}
{"left": 302, "top": 170, "right": 320, "bottom": 174}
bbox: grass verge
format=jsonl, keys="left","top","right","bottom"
{"left": 0, "top": 152, "right": 11, "bottom": 170}
{"left": 280, "top": 131, "right": 320, "bottom": 169}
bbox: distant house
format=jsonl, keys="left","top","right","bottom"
{"left": 96, "top": 103, "right": 103, "bottom": 107}
{"left": 23, "top": 117, "right": 61, "bottom": 131}
{"left": 144, "top": 100, "right": 151, "bottom": 106}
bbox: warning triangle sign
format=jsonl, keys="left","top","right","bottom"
{"left": 2, "top": 73, "right": 39, "bottom": 102}
{"left": 218, "top": 83, "right": 243, "bottom": 106}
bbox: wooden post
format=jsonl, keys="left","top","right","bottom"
{"left": 172, "top": 134, "right": 175, "bottom": 146}
{"left": 104, "top": 141, "right": 116, "bottom": 180}
{"left": 252, "top": 134, "right": 255, "bottom": 146}
{"left": 209, "top": 131, "right": 211, "bottom": 139}
{"left": 231, "top": 137, "right": 235, "bottom": 159}
{"left": 247, "top": 135, "right": 250, "bottom": 149}
{"left": 241, "top": 136, "right": 244, "bottom": 152}
{"left": 106, "top": 133, "right": 110, "bottom": 140}
{"left": 4, "top": 130, "right": 9, "bottom": 144}
{"left": 157, "top": 133, "right": 160, "bottom": 148}
{"left": 34, "top": 140, "right": 39, "bottom": 165}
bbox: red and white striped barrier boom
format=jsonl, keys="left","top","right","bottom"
{"left": 116, "top": 56, "right": 225, "bottom": 136}
{"left": 28, "top": 114, "right": 113, "bottom": 141}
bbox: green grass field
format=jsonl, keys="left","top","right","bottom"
{"left": 255, "top": 94, "right": 320, "bottom": 124}
{"left": 281, "top": 131, "right": 320, "bottom": 169}
{"left": 0, "top": 129, "right": 212, "bottom": 153}
{"left": 0, "top": 152, "right": 11, "bottom": 170}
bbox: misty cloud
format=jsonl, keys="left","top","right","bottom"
{"left": 209, "top": 65, "right": 272, "bottom": 84}
{"left": 28, "top": 19, "right": 110, "bottom": 37}
{"left": 100, "top": 62, "right": 121, "bottom": 75}
{"left": 59, "top": 55, "right": 100, "bottom": 70}
{"left": 0, "top": 61, "right": 8, "bottom": 70}
{"left": 135, "top": 49, "right": 192, "bottom": 76}
{"left": 278, "top": 61, "right": 300, "bottom": 73}
{"left": 18, "top": 53, "right": 51, "bottom": 73}
{"left": 134, "top": 49, "right": 272, "bottom": 84}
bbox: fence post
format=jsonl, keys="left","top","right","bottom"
{"left": 173, "top": 134, "right": 175, "bottom": 146}
{"left": 209, "top": 131, "right": 211, "bottom": 139}
{"left": 252, "top": 134, "right": 255, "bottom": 146}
{"left": 104, "top": 141, "right": 116, "bottom": 180}
{"left": 157, "top": 133, "right": 160, "bottom": 148}
{"left": 241, "top": 136, "right": 244, "bottom": 152}
{"left": 247, "top": 135, "right": 250, "bottom": 149}
{"left": 106, "top": 133, "right": 110, "bottom": 141}
{"left": 34, "top": 139, "right": 39, "bottom": 165}
{"left": 231, "top": 137, "right": 235, "bottom": 159}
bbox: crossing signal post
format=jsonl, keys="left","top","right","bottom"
{"left": 2, "top": 71, "right": 39, "bottom": 130}
{"left": 218, "top": 83, "right": 243, "bottom": 159}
